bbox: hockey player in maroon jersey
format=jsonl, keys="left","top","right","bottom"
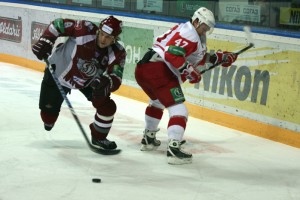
{"left": 32, "top": 16, "right": 126, "bottom": 151}
{"left": 135, "top": 7, "right": 238, "bottom": 164}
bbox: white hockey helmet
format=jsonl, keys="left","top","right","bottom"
{"left": 192, "top": 7, "right": 215, "bottom": 34}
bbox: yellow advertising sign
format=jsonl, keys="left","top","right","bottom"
{"left": 280, "top": 7, "right": 300, "bottom": 25}
{"left": 182, "top": 38, "right": 300, "bottom": 127}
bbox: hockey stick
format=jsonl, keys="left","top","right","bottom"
{"left": 44, "top": 60, "right": 121, "bottom": 155}
{"left": 200, "top": 26, "right": 255, "bottom": 74}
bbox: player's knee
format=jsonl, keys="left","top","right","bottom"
{"left": 150, "top": 99, "right": 165, "bottom": 110}
{"left": 168, "top": 103, "right": 188, "bottom": 119}
{"left": 146, "top": 105, "right": 164, "bottom": 119}
{"left": 94, "top": 98, "right": 116, "bottom": 116}
{"left": 39, "top": 91, "right": 62, "bottom": 114}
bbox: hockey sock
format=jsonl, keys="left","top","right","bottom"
{"left": 145, "top": 105, "right": 163, "bottom": 130}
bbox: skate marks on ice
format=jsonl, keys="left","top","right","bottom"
{"left": 0, "top": 63, "right": 230, "bottom": 155}
{"left": 2, "top": 62, "right": 300, "bottom": 200}
{"left": 51, "top": 105, "right": 233, "bottom": 155}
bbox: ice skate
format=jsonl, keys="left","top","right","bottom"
{"left": 92, "top": 138, "right": 117, "bottom": 150}
{"left": 167, "top": 139, "right": 192, "bottom": 165}
{"left": 140, "top": 129, "right": 161, "bottom": 151}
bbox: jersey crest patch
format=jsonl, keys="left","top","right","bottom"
{"left": 170, "top": 86, "right": 185, "bottom": 103}
{"left": 77, "top": 58, "right": 99, "bottom": 77}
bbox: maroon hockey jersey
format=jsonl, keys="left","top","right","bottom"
{"left": 45, "top": 19, "right": 126, "bottom": 91}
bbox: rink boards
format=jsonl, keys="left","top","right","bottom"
{"left": 0, "top": 2, "right": 299, "bottom": 148}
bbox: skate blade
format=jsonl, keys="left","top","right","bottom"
{"left": 167, "top": 156, "right": 192, "bottom": 165}
{"left": 140, "top": 144, "right": 159, "bottom": 151}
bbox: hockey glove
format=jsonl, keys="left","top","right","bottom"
{"left": 214, "top": 51, "right": 238, "bottom": 67}
{"left": 180, "top": 63, "right": 201, "bottom": 84}
{"left": 32, "top": 37, "right": 55, "bottom": 60}
{"left": 91, "top": 75, "right": 112, "bottom": 97}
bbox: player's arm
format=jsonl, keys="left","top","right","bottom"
{"left": 41, "top": 18, "right": 96, "bottom": 39}
{"left": 107, "top": 50, "right": 126, "bottom": 92}
{"left": 164, "top": 32, "right": 197, "bottom": 69}
{"left": 163, "top": 34, "right": 201, "bottom": 84}
{"left": 32, "top": 18, "right": 97, "bottom": 60}
{"left": 31, "top": 18, "right": 66, "bottom": 60}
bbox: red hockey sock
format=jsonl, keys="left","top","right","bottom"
{"left": 145, "top": 105, "right": 163, "bottom": 119}
{"left": 40, "top": 111, "right": 59, "bottom": 125}
{"left": 168, "top": 116, "right": 187, "bottom": 129}
{"left": 89, "top": 123, "right": 108, "bottom": 140}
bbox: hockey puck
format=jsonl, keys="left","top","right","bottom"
{"left": 92, "top": 178, "right": 101, "bottom": 183}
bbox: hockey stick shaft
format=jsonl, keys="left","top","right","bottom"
{"left": 44, "top": 60, "right": 102, "bottom": 154}
{"left": 200, "top": 43, "right": 254, "bottom": 74}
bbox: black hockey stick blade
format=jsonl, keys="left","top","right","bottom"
{"left": 90, "top": 146, "right": 122, "bottom": 155}
{"left": 84, "top": 131, "right": 121, "bottom": 155}
{"left": 44, "top": 60, "right": 121, "bottom": 155}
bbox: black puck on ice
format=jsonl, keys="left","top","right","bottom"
{"left": 92, "top": 178, "right": 101, "bottom": 183}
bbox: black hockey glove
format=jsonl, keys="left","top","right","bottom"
{"left": 32, "top": 37, "right": 54, "bottom": 60}
{"left": 91, "top": 75, "right": 112, "bottom": 97}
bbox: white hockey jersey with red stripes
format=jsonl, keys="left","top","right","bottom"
{"left": 152, "top": 21, "right": 207, "bottom": 82}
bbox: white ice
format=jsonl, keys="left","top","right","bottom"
{"left": 0, "top": 62, "right": 300, "bottom": 200}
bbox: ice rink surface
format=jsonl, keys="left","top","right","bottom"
{"left": 1, "top": 62, "right": 300, "bottom": 200}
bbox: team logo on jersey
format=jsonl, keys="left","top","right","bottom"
{"left": 170, "top": 87, "right": 185, "bottom": 103}
{"left": 77, "top": 58, "right": 101, "bottom": 78}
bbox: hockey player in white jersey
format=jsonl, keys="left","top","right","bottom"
{"left": 135, "top": 7, "right": 238, "bottom": 164}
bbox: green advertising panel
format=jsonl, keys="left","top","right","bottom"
{"left": 91, "top": 22, "right": 154, "bottom": 81}
{"left": 119, "top": 26, "right": 154, "bottom": 81}
{"left": 175, "top": 0, "right": 210, "bottom": 17}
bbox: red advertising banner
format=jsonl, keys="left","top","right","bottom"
{"left": 0, "top": 16, "right": 22, "bottom": 43}
{"left": 31, "top": 21, "right": 48, "bottom": 46}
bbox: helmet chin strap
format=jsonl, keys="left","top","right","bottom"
{"left": 192, "top": 19, "right": 201, "bottom": 29}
